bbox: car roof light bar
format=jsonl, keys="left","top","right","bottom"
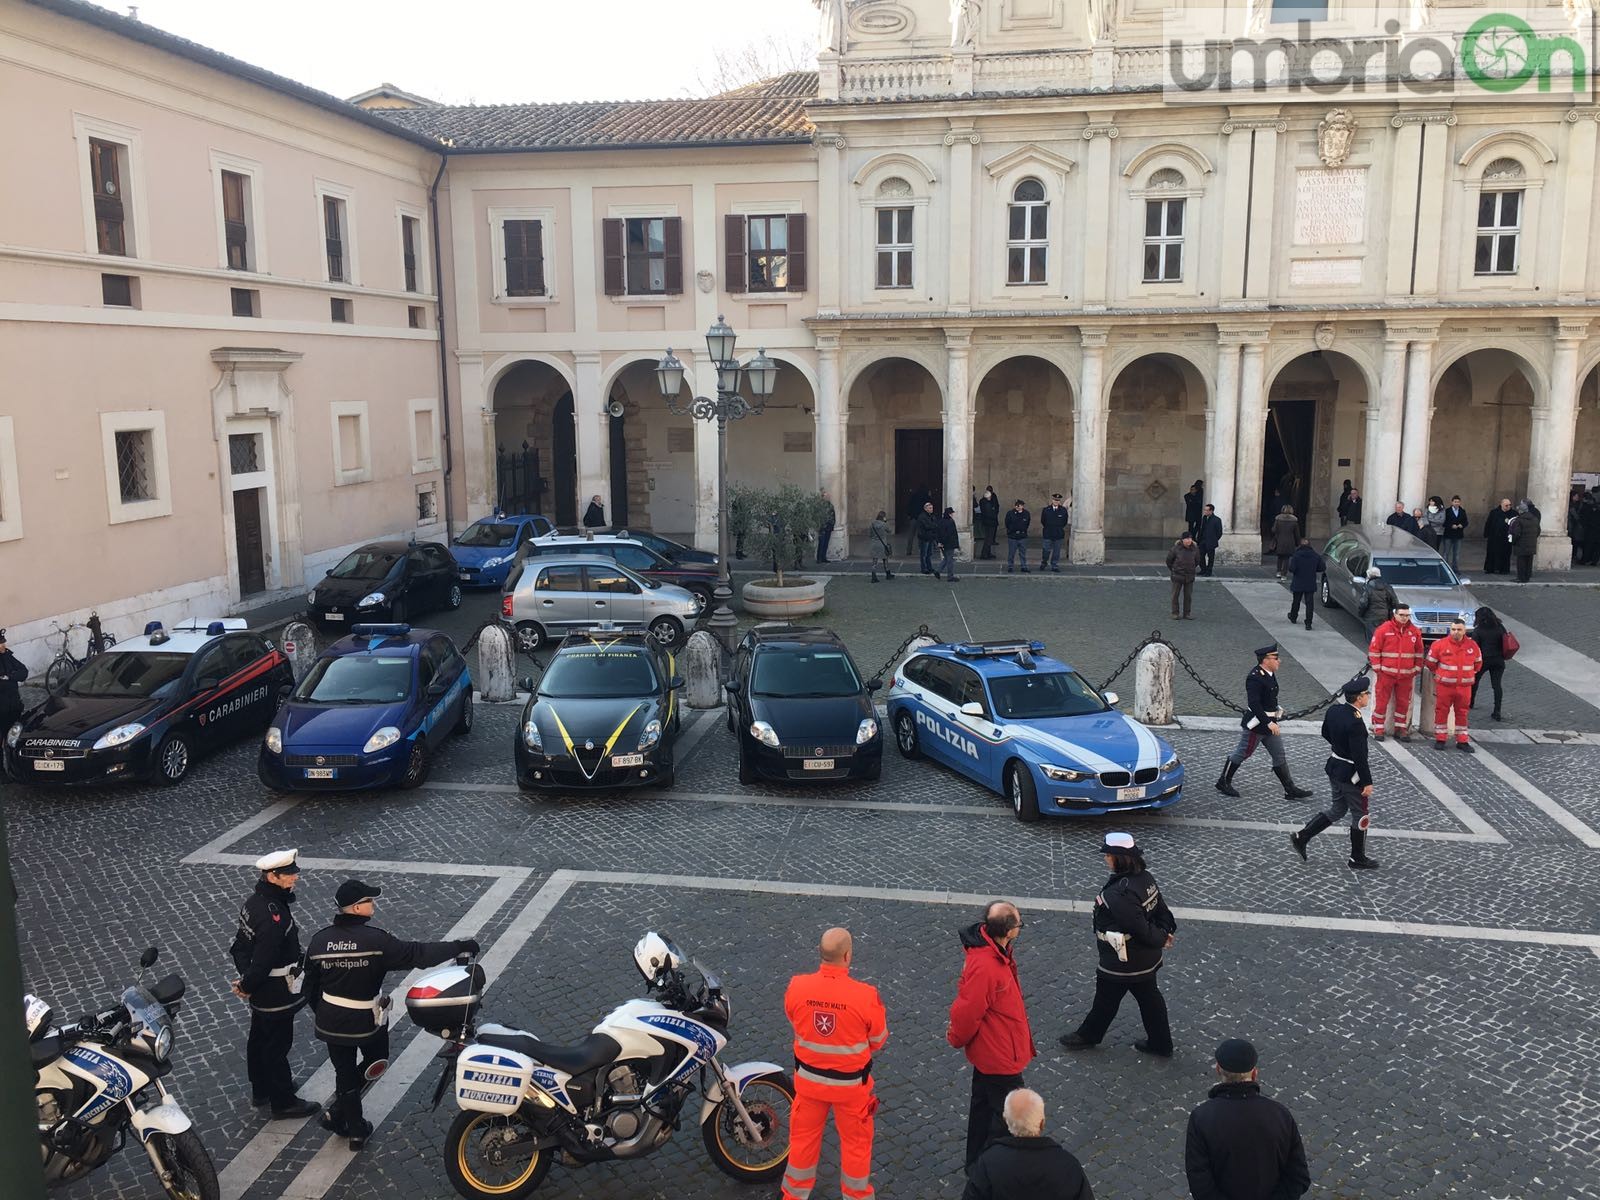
{"left": 951, "top": 640, "right": 1047, "bottom": 658}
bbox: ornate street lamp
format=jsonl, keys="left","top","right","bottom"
{"left": 656, "top": 316, "right": 777, "bottom": 645}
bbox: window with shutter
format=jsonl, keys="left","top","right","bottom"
{"left": 602, "top": 219, "right": 625, "bottom": 295}
{"left": 724, "top": 214, "right": 746, "bottom": 292}
{"left": 324, "top": 195, "right": 348, "bottom": 283}
{"left": 745, "top": 215, "right": 789, "bottom": 292}
{"left": 401, "top": 215, "right": 420, "bottom": 292}
{"left": 786, "top": 213, "right": 807, "bottom": 292}
{"left": 89, "top": 139, "right": 127, "bottom": 256}
{"left": 503, "top": 219, "right": 546, "bottom": 296}
{"left": 221, "top": 171, "right": 250, "bottom": 271}
{"left": 623, "top": 217, "right": 681, "bottom": 294}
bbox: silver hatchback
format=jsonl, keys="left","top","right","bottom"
{"left": 501, "top": 554, "right": 699, "bottom": 651}
{"left": 1319, "top": 526, "right": 1482, "bottom": 639}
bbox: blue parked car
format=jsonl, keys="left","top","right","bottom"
{"left": 258, "top": 624, "right": 472, "bottom": 791}
{"left": 450, "top": 513, "right": 553, "bottom": 588}
{"left": 885, "top": 639, "right": 1184, "bottom": 821}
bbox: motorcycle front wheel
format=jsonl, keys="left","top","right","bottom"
{"left": 152, "top": 1129, "right": 219, "bottom": 1200}
{"left": 702, "top": 1071, "right": 795, "bottom": 1182}
{"left": 444, "top": 1110, "right": 552, "bottom": 1199}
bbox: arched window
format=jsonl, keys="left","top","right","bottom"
{"left": 1006, "top": 178, "right": 1048, "bottom": 285}
{"left": 1475, "top": 159, "right": 1526, "bottom": 276}
{"left": 875, "top": 177, "right": 914, "bottom": 288}
{"left": 1143, "top": 170, "right": 1187, "bottom": 283}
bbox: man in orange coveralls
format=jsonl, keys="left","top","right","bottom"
{"left": 782, "top": 927, "right": 889, "bottom": 1200}
{"left": 1367, "top": 603, "right": 1424, "bottom": 739}
{"left": 1426, "top": 618, "right": 1481, "bottom": 753}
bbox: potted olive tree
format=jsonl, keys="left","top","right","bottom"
{"left": 736, "top": 484, "right": 830, "bottom": 618}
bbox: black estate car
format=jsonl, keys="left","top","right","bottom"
{"left": 307, "top": 541, "right": 463, "bottom": 631}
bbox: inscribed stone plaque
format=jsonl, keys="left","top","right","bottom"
{"left": 1293, "top": 167, "right": 1367, "bottom": 245}
{"left": 1290, "top": 258, "right": 1363, "bottom": 287}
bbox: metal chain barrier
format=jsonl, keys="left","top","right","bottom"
{"left": 867, "top": 624, "right": 943, "bottom": 686}
{"left": 460, "top": 618, "right": 544, "bottom": 670}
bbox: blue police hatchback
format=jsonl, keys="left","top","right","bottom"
{"left": 258, "top": 624, "right": 472, "bottom": 792}
{"left": 886, "top": 640, "right": 1184, "bottom": 821}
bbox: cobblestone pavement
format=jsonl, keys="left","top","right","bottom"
{"left": 9, "top": 574, "right": 1600, "bottom": 1200}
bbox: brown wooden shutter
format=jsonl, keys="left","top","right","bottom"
{"left": 663, "top": 217, "right": 683, "bottom": 294}
{"left": 786, "top": 213, "right": 807, "bottom": 292}
{"left": 528, "top": 220, "right": 546, "bottom": 295}
{"left": 602, "top": 218, "right": 625, "bottom": 295}
{"left": 724, "top": 214, "right": 746, "bottom": 293}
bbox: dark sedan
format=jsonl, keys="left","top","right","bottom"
{"left": 306, "top": 541, "right": 463, "bottom": 631}
{"left": 567, "top": 527, "right": 718, "bottom": 567}
{"left": 725, "top": 627, "right": 882, "bottom": 783}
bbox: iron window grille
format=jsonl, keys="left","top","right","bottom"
{"left": 114, "top": 429, "right": 154, "bottom": 502}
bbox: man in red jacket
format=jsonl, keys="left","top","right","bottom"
{"left": 948, "top": 901, "right": 1035, "bottom": 1167}
{"left": 1426, "top": 619, "right": 1481, "bottom": 753}
{"left": 1367, "top": 603, "right": 1424, "bottom": 740}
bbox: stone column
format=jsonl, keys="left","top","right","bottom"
{"left": 1208, "top": 335, "right": 1242, "bottom": 531}
{"left": 815, "top": 335, "right": 846, "bottom": 557}
{"left": 456, "top": 351, "right": 491, "bottom": 518}
{"left": 946, "top": 126, "right": 977, "bottom": 311}
{"left": 1364, "top": 335, "right": 1408, "bottom": 528}
{"left": 1558, "top": 110, "right": 1600, "bottom": 301}
{"left": 1080, "top": 126, "right": 1118, "bottom": 309}
{"left": 573, "top": 352, "right": 609, "bottom": 523}
{"left": 944, "top": 330, "right": 974, "bottom": 553}
{"left": 1397, "top": 333, "right": 1436, "bottom": 510}
{"left": 1531, "top": 320, "right": 1591, "bottom": 570}
{"left": 817, "top": 133, "right": 846, "bottom": 315}
{"left": 1221, "top": 341, "right": 1267, "bottom": 564}
{"left": 1070, "top": 329, "right": 1108, "bottom": 563}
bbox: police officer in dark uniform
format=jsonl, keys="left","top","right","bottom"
{"left": 230, "top": 849, "right": 319, "bottom": 1118}
{"left": 1290, "top": 676, "right": 1380, "bottom": 870}
{"left": 1215, "top": 644, "right": 1313, "bottom": 801}
{"left": 0, "top": 628, "right": 30, "bottom": 747}
{"left": 303, "top": 880, "right": 478, "bottom": 1149}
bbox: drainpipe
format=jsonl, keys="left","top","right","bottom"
{"left": 427, "top": 150, "right": 455, "bottom": 541}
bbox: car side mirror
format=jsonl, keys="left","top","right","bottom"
{"left": 1457, "top": 577, "right": 1471, "bottom": 586}
{"left": 866, "top": 679, "right": 882, "bottom": 692}
{"left": 139, "top": 946, "right": 159, "bottom": 970}
{"left": 276, "top": 683, "right": 292, "bottom": 700}
{"left": 723, "top": 679, "right": 742, "bottom": 693}
{"left": 1104, "top": 691, "right": 1120, "bottom": 706}
{"left": 960, "top": 701, "right": 984, "bottom": 717}
{"left": 519, "top": 676, "right": 536, "bottom": 693}
{"left": 669, "top": 676, "right": 685, "bottom": 690}
{"left": 426, "top": 681, "right": 447, "bottom": 697}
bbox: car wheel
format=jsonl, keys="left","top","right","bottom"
{"left": 689, "top": 587, "right": 712, "bottom": 617}
{"left": 1007, "top": 760, "right": 1041, "bottom": 823}
{"left": 400, "top": 737, "right": 430, "bottom": 789}
{"left": 454, "top": 690, "right": 474, "bottom": 736}
{"left": 893, "top": 711, "right": 921, "bottom": 760}
{"left": 447, "top": 583, "right": 463, "bottom": 611}
{"left": 649, "top": 617, "right": 684, "bottom": 649}
{"left": 737, "top": 742, "right": 758, "bottom": 785}
{"left": 154, "top": 733, "right": 192, "bottom": 787}
{"left": 1320, "top": 575, "right": 1336, "bottom": 609}
{"left": 514, "top": 622, "right": 546, "bottom": 652}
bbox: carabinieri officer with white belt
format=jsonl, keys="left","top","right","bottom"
{"left": 302, "top": 879, "right": 477, "bottom": 1149}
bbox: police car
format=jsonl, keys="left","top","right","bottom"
{"left": 258, "top": 624, "right": 472, "bottom": 792}
{"left": 886, "top": 640, "right": 1184, "bottom": 821}
{"left": 4, "top": 619, "right": 292, "bottom": 786}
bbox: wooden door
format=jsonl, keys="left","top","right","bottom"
{"left": 553, "top": 393, "right": 577, "bottom": 527}
{"left": 894, "top": 429, "right": 944, "bottom": 532}
{"left": 234, "top": 488, "right": 266, "bottom": 596}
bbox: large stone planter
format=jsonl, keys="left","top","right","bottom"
{"left": 741, "top": 576, "right": 827, "bottom": 619}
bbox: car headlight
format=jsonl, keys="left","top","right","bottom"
{"left": 358, "top": 591, "right": 386, "bottom": 608}
{"left": 638, "top": 719, "right": 662, "bottom": 751}
{"left": 363, "top": 727, "right": 401, "bottom": 754}
{"left": 5, "top": 722, "right": 20, "bottom": 749}
{"left": 521, "top": 721, "right": 543, "bottom": 751}
{"left": 150, "top": 1025, "right": 172, "bottom": 1061}
{"left": 1160, "top": 752, "right": 1181, "bottom": 775}
{"left": 856, "top": 718, "right": 879, "bottom": 745}
{"left": 307, "top": 589, "right": 318, "bottom": 606}
{"left": 1040, "top": 763, "right": 1093, "bottom": 782}
{"left": 482, "top": 555, "right": 506, "bottom": 569}
{"left": 265, "top": 727, "right": 283, "bottom": 755}
{"left": 750, "top": 721, "right": 780, "bottom": 748}
{"left": 92, "top": 723, "right": 146, "bottom": 750}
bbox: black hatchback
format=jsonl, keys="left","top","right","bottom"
{"left": 725, "top": 627, "right": 881, "bottom": 783}
{"left": 306, "top": 541, "right": 463, "bottom": 632}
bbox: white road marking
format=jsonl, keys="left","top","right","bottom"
{"left": 1492, "top": 615, "right": 1600, "bottom": 714}
{"left": 948, "top": 586, "right": 974, "bottom": 639}
{"left": 1471, "top": 745, "right": 1600, "bottom": 849}
{"left": 1376, "top": 740, "right": 1504, "bottom": 842}
{"left": 182, "top": 797, "right": 305, "bottom": 864}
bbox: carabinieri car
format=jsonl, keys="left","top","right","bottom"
{"left": 258, "top": 624, "right": 472, "bottom": 792}
{"left": 4, "top": 619, "right": 292, "bottom": 786}
{"left": 886, "top": 639, "right": 1184, "bottom": 821}
{"left": 516, "top": 626, "right": 682, "bottom": 791}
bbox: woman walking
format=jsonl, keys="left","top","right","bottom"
{"left": 1470, "top": 606, "right": 1507, "bottom": 722}
{"left": 1271, "top": 506, "right": 1301, "bottom": 580}
{"left": 869, "top": 510, "right": 895, "bottom": 583}
{"left": 1058, "top": 832, "right": 1177, "bottom": 1057}
{"left": 1421, "top": 496, "right": 1446, "bottom": 551}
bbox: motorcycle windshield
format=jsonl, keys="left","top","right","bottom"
{"left": 121, "top": 984, "right": 169, "bottom": 1038}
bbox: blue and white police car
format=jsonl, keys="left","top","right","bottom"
{"left": 886, "top": 639, "right": 1184, "bottom": 820}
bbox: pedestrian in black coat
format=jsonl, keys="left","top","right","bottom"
{"left": 582, "top": 495, "right": 606, "bottom": 528}
{"left": 907, "top": 486, "right": 933, "bottom": 554}
{"left": 1004, "top": 502, "right": 1032, "bottom": 574}
{"left": 977, "top": 486, "right": 1001, "bottom": 559}
{"left": 1483, "top": 499, "right": 1514, "bottom": 574}
{"left": 1581, "top": 493, "right": 1600, "bottom": 565}
{"left": 914, "top": 501, "right": 940, "bottom": 575}
{"left": 1197, "top": 505, "right": 1223, "bottom": 576}
{"left": 1385, "top": 503, "right": 1419, "bottom": 536}
{"left": 936, "top": 507, "right": 961, "bottom": 582}
{"left": 1285, "top": 540, "right": 1322, "bottom": 629}
{"left": 963, "top": 1088, "right": 1094, "bottom": 1200}
{"left": 1183, "top": 481, "right": 1204, "bottom": 538}
{"left": 1336, "top": 479, "right": 1353, "bottom": 526}
{"left": 1470, "top": 605, "right": 1507, "bottom": 720}
{"left": 0, "top": 628, "right": 29, "bottom": 745}
{"left": 1344, "top": 488, "right": 1362, "bottom": 525}
{"left": 1184, "top": 1039, "right": 1310, "bottom": 1200}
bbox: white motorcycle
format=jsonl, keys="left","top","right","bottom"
{"left": 407, "top": 932, "right": 794, "bottom": 1200}
{"left": 29, "top": 946, "right": 218, "bottom": 1200}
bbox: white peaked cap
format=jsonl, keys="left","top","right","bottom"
{"left": 255, "top": 848, "right": 299, "bottom": 872}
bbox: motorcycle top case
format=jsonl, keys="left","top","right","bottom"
{"left": 404, "top": 963, "right": 486, "bottom": 1037}
{"left": 455, "top": 1045, "right": 535, "bottom": 1115}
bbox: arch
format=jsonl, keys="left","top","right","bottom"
{"left": 1263, "top": 349, "right": 1374, "bottom": 537}
{"left": 851, "top": 151, "right": 938, "bottom": 190}
{"left": 1104, "top": 351, "right": 1211, "bottom": 540}
{"left": 1577, "top": 344, "right": 1600, "bottom": 390}
{"left": 601, "top": 353, "right": 671, "bottom": 404}
{"left": 1430, "top": 343, "right": 1547, "bottom": 402}
{"left": 1264, "top": 341, "right": 1379, "bottom": 404}
{"left": 839, "top": 346, "right": 947, "bottom": 405}
{"left": 1012, "top": 178, "right": 1046, "bottom": 202}
{"left": 844, "top": 355, "right": 946, "bottom": 538}
{"left": 1457, "top": 130, "right": 1557, "bottom": 172}
{"left": 1103, "top": 343, "right": 1215, "bottom": 405}
{"left": 1121, "top": 142, "right": 1216, "bottom": 182}
{"left": 763, "top": 349, "right": 820, "bottom": 398}
{"left": 483, "top": 352, "right": 576, "bottom": 410}
{"left": 973, "top": 355, "right": 1076, "bottom": 520}
{"left": 1428, "top": 349, "right": 1544, "bottom": 532}
{"left": 971, "top": 342, "right": 1079, "bottom": 393}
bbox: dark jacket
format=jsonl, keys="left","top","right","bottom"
{"left": 909, "top": 489, "right": 933, "bottom": 520}
{"left": 963, "top": 1135, "right": 1094, "bottom": 1200}
{"left": 1185, "top": 1081, "right": 1310, "bottom": 1200}
{"left": 1385, "top": 511, "right": 1420, "bottom": 536}
{"left": 1286, "top": 545, "right": 1321, "bottom": 593}
{"left": 1471, "top": 621, "right": 1507, "bottom": 666}
{"left": 582, "top": 501, "right": 605, "bottom": 528}
{"left": 1321, "top": 700, "right": 1372, "bottom": 787}
{"left": 1357, "top": 579, "right": 1397, "bottom": 624}
{"left": 0, "top": 648, "right": 29, "bottom": 717}
{"left": 1484, "top": 506, "right": 1512, "bottom": 542}
{"left": 936, "top": 515, "right": 960, "bottom": 550}
{"left": 1184, "top": 490, "right": 1204, "bottom": 526}
{"left": 820, "top": 500, "right": 837, "bottom": 533}
{"left": 1198, "top": 513, "right": 1223, "bottom": 550}
{"left": 1004, "top": 508, "right": 1031, "bottom": 538}
{"left": 1270, "top": 513, "right": 1300, "bottom": 555}
{"left": 1092, "top": 868, "right": 1175, "bottom": 977}
{"left": 1336, "top": 488, "right": 1353, "bottom": 523}
{"left": 1166, "top": 540, "right": 1200, "bottom": 581}
{"left": 230, "top": 880, "right": 305, "bottom": 1014}
{"left": 1443, "top": 505, "right": 1469, "bottom": 541}
{"left": 1511, "top": 513, "right": 1541, "bottom": 555}
{"left": 947, "top": 923, "right": 1035, "bottom": 1076}
{"left": 1345, "top": 496, "right": 1362, "bottom": 524}
{"left": 914, "top": 510, "right": 940, "bottom": 544}
{"left": 1040, "top": 503, "right": 1070, "bottom": 539}
{"left": 978, "top": 493, "right": 1001, "bottom": 529}
{"left": 1240, "top": 665, "right": 1282, "bottom": 732}
{"left": 303, "top": 913, "right": 465, "bottom": 1044}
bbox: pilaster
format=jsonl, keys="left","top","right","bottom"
{"left": 1365, "top": 335, "right": 1410, "bottom": 527}
{"left": 1079, "top": 126, "right": 1118, "bottom": 309}
{"left": 1532, "top": 319, "right": 1592, "bottom": 570}
{"left": 1070, "top": 327, "right": 1109, "bottom": 563}
{"left": 815, "top": 334, "right": 847, "bottom": 557}
{"left": 817, "top": 133, "right": 846, "bottom": 316}
{"left": 944, "top": 328, "right": 974, "bottom": 551}
{"left": 573, "top": 352, "right": 608, "bottom": 523}
{"left": 946, "top": 125, "right": 979, "bottom": 311}
{"left": 1558, "top": 110, "right": 1600, "bottom": 300}
{"left": 1219, "top": 339, "right": 1269, "bottom": 564}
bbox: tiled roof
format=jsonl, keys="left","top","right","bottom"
{"left": 714, "top": 71, "right": 820, "bottom": 99}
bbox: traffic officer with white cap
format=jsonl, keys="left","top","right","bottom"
{"left": 302, "top": 879, "right": 478, "bottom": 1149}
{"left": 230, "top": 849, "right": 319, "bottom": 1118}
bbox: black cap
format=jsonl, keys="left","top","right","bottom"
{"left": 1051, "top": 493, "right": 1063, "bottom": 500}
{"left": 335, "top": 880, "right": 382, "bottom": 908}
{"left": 1342, "top": 675, "right": 1371, "bottom": 699}
{"left": 1255, "top": 643, "right": 1279, "bottom": 660}
{"left": 1216, "top": 1038, "right": 1258, "bottom": 1073}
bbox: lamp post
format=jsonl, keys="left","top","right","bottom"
{"left": 656, "top": 317, "right": 777, "bottom": 649}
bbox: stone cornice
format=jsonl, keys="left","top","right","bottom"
{"left": 210, "top": 346, "right": 302, "bottom": 371}
{"left": 1555, "top": 318, "right": 1592, "bottom": 341}
{"left": 1221, "top": 117, "right": 1288, "bottom": 134}
{"left": 1390, "top": 111, "right": 1457, "bottom": 128}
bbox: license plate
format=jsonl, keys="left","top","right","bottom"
{"left": 458, "top": 572, "right": 472, "bottom": 581}
{"left": 32, "top": 759, "right": 66, "bottom": 772}
{"left": 325, "top": 612, "right": 345, "bottom": 622}
{"left": 1117, "top": 786, "right": 1144, "bottom": 802}
{"left": 803, "top": 758, "right": 835, "bottom": 771}
{"left": 610, "top": 754, "right": 644, "bottom": 767}
{"left": 305, "top": 767, "right": 336, "bottom": 779}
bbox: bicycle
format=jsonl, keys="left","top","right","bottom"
{"left": 43, "top": 612, "right": 116, "bottom": 692}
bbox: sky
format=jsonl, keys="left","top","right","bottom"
{"left": 95, "top": 0, "right": 819, "bottom": 105}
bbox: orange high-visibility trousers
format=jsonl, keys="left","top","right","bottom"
{"left": 1435, "top": 684, "right": 1471, "bottom": 743}
{"left": 1372, "top": 672, "right": 1414, "bottom": 735}
{"left": 781, "top": 1085, "right": 877, "bottom": 1200}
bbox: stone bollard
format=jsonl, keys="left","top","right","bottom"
{"left": 1417, "top": 669, "right": 1435, "bottom": 737}
{"left": 1133, "top": 643, "right": 1176, "bottom": 726}
{"left": 889, "top": 636, "right": 938, "bottom": 685}
{"left": 682, "top": 631, "right": 724, "bottom": 709}
{"left": 476, "top": 623, "right": 517, "bottom": 703}
{"left": 280, "top": 621, "right": 318, "bottom": 682}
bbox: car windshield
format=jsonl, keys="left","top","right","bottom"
{"left": 987, "top": 670, "right": 1109, "bottom": 720}
{"left": 751, "top": 649, "right": 862, "bottom": 699}
{"left": 65, "top": 651, "right": 188, "bottom": 699}
{"left": 294, "top": 656, "right": 412, "bottom": 703}
{"left": 328, "top": 549, "right": 399, "bottom": 580}
{"left": 540, "top": 649, "right": 659, "bottom": 699}
{"left": 1374, "top": 558, "right": 1458, "bottom": 587}
{"left": 456, "top": 522, "right": 517, "bottom": 548}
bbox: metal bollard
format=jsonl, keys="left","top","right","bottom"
{"left": 280, "top": 621, "right": 317, "bottom": 682}
{"left": 476, "top": 623, "right": 517, "bottom": 703}
{"left": 1133, "top": 643, "right": 1176, "bottom": 726}
{"left": 682, "top": 631, "right": 723, "bottom": 709}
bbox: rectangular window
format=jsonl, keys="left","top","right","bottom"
{"left": 875, "top": 207, "right": 913, "bottom": 288}
{"left": 1006, "top": 189, "right": 1049, "bottom": 285}
{"left": 221, "top": 170, "right": 251, "bottom": 271}
{"left": 503, "top": 219, "right": 546, "bottom": 297}
{"left": 231, "top": 287, "right": 259, "bottom": 318}
{"left": 625, "top": 217, "right": 668, "bottom": 294}
{"left": 330, "top": 297, "right": 352, "bottom": 323}
{"left": 89, "top": 138, "right": 127, "bottom": 256}
{"left": 408, "top": 305, "right": 426, "bottom": 329}
{"left": 228, "top": 433, "right": 261, "bottom": 475}
{"left": 746, "top": 215, "right": 789, "bottom": 292}
{"left": 401, "top": 214, "right": 420, "bottom": 292}
{"left": 1142, "top": 198, "right": 1185, "bottom": 283}
{"left": 1474, "top": 190, "right": 1522, "bottom": 276}
{"left": 324, "top": 195, "right": 349, "bottom": 283}
{"left": 114, "top": 429, "right": 154, "bottom": 502}
{"left": 0, "top": 415, "right": 21, "bottom": 543}
{"left": 1270, "top": 0, "right": 1328, "bottom": 18}
{"left": 101, "top": 273, "right": 136, "bottom": 307}
{"left": 331, "top": 402, "right": 371, "bottom": 485}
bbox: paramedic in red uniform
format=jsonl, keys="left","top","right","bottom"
{"left": 1426, "top": 619, "right": 1481, "bottom": 753}
{"left": 782, "top": 927, "right": 889, "bottom": 1200}
{"left": 1367, "top": 603, "right": 1424, "bottom": 740}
